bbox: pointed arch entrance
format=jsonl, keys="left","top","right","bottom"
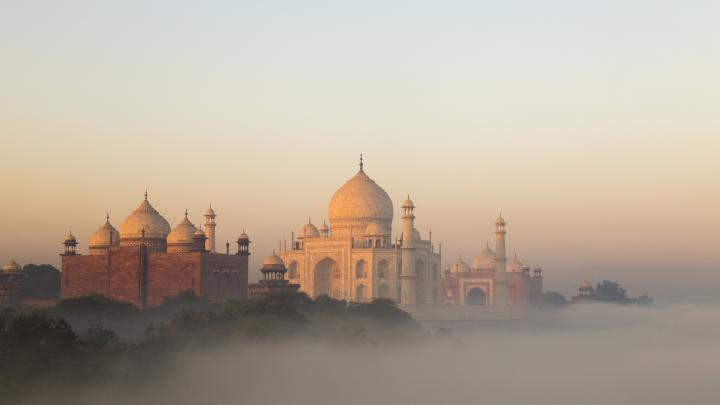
{"left": 313, "top": 257, "right": 340, "bottom": 298}
{"left": 466, "top": 288, "right": 487, "bottom": 305}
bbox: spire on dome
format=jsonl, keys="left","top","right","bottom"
{"left": 106, "top": 213, "right": 110, "bottom": 223}
{"left": 144, "top": 190, "right": 148, "bottom": 201}
{"left": 359, "top": 153, "right": 364, "bottom": 171}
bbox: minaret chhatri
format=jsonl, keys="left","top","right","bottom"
{"left": 204, "top": 204, "right": 217, "bottom": 253}
{"left": 494, "top": 214, "right": 509, "bottom": 306}
{"left": 400, "top": 195, "right": 417, "bottom": 308}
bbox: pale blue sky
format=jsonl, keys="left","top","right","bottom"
{"left": 1, "top": 1, "right": 719, "bottom": 301}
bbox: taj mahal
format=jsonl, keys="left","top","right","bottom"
{"left": 278, "top": 157, "right": 543, "bottom": 318}
{"left": 3, "top": 156, "right": 542, "bottom": 319}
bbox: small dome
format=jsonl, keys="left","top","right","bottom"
{"left": 193, "top": 228, "right": 206, "bottom": 238}
{"left": 364, "top": 221, "right": 386, "bottom": 237}
{"left": 320, "top": 222, "right": 329, "bottom": 232}
{"left": 402, "top": 197, "right": 414, "bottom": 209}
{"left": 579, "top": 280, "right": 593, "bottom": 290}
{"left": 119, "top": 195, "right": 171, "bottom": 240}
{"left": 506, "top": 254, "right": 525, "bottom": 273}
{"left": 412, "top": 228, "right": 422, "bottom": 241}
{"left": 449, "top": 258, "right": 471, "bottom": 274}
{"left": 298, "top": 220, "right": 320, "bottom": 239}
{"left": 89, "top": 218, "right": 120, "bottom": 248}
{"left": 262, "top": 254, "right": 285, "bottom": 269}
{"left": 64, "top": 232, "right": 76, "bottom": 243}
{"left": 238, "top": 231, "right": 250, "bottom": 241}
{"left": 205, "top": 205, "right": 216, "bottom": 217}
{"left": 495, "top": 215, "right": 506, "bottom": 225}
{"left": 472, "top": 243, "right": 495, "bottom": 270}
{"left": 167, "top": 213, "right": 198, "bottom": 244}
{"left": 3, "top": 259, "right": 22, "bottom": 273}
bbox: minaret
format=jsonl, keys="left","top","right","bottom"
{"left": 204, "top": 204, "right": 216, "bottom": 252}
{"left": 400, "top": 196, "right": 417, "bottom": 309}
{"left": 494, "top": 214, "right": 509, "bottom": 306}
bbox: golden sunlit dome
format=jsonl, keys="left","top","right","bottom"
{"left": 262, "top": 254, "right": 285, "bottom": 269}
{"left": 449, "top": 258, "right": 471, "bottom": 274}
{"left": 3, "top": 259, "right": 22, "bottom": 273}
{"left": 507, "top": 254, "right": 525, "bottom": 273}
{"left": 472, "top": 243, "right": 496, "bottom": 271}
{"left": 328, "top": 169, "right": 394, "bottom": 230}
{"left": 579, "top": 280, "right": 594, "bottom": 290}
{"left": 298, "top": 220, "right": 320, "bottom": 239}
{"left": 119, "top": 194, "right": 171, "bottom": 240}
{"left": 89, "top": 216, "right": 120, "bottom": 248}
{"left": 167, "top": 212, "right": 198, "bottom": 244}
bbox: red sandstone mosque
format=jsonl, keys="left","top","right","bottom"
{"left": 60, "top": 193, "right": 250, "bottom": 307}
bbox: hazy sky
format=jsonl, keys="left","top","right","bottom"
{"left": 1, "top": 1, "right": 719, "bottom": 302}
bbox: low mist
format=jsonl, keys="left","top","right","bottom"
{"left": 23, "top": 303, "right": 719, "bottom": 405}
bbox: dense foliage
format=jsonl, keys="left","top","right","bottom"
{"left": 0, "top": 292, "right": 417, "bottom": 399}
{"left": 542, "top": 281, "right": 653, "bottom": 307}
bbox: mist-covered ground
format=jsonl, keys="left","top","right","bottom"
{"left": 26, "top": 303, "right": 719, "bottom": 405}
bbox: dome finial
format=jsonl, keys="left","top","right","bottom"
{"left": 184, "top": 209, "right": 188, "bottom": 217}
{"left": 359, "top": 153, "right": 364, "bottom": 171}
{"left": 106, "top": 212, "right": 110, "bottom": 223}
{"left": 144, "top": 190, "right": 148, "bottom": 200}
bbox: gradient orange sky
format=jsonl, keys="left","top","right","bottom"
{"left": 1, "top": 1, "right": 718, "bottom": 301}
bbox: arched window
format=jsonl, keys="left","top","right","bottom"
{"left": 355, "top": 260, "right": 367, "bottom": 279}
{"left": 214, "top": 272, "right": 221, "bottom": 288}
{"left": 377, "top": 260, "right": 389, "bottom": 279}
{"left": 288, "top": 261, "right": 298, "bottom": 279}
{"left": 416, "top": 259, "right": 427, "bottom": 304}
{"left": 378, "top": 284, "right": 391, "bottom": 299}
{"left": 375, "top": 239, "right": 381, "bottom": 247}
{"left": 432, "top": 263, "right": 439, "bottom": 281}
{"left": 224, "top": 272, "right": 231, "bottom": 289}
{"left": 367, "top": 240, "right": 372, "bottom": 248}
{"left": 355, "top": 284, "right": 366, "bottom": 302}
{"left": 332, "top": 268, "right": 341, "bottom": 280}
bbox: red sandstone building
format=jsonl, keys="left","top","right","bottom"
{"left": 60, "top": 194, "right": 250, "bottom": 307}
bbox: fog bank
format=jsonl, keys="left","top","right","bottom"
{"left": 27, "top": 304, "right": 720, "bottom": 405}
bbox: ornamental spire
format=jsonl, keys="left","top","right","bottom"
{"left": 359, "top": 153, "right": 364, "bottom": 171}
{"left": 144, "top": 190, "right": 148, "bottom": 201}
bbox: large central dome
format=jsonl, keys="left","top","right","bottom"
{"left": 119, "top": 196, "right": 171, "bottom": 240}
{"left": 328, "top": 169, "right": 394, "bottom": 238}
